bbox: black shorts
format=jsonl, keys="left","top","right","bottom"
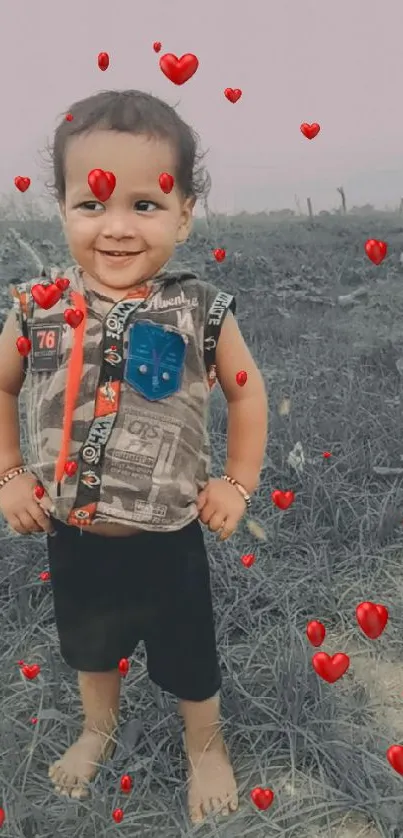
{"left": 46, "top": 518, "right": 221, "bottom": 702}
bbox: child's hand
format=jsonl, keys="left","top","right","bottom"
{"left": 197, "top": 477, "right": 247, "bottom": 540}
{"left": 0, "top": 472, "right": 55, "bottom": 535}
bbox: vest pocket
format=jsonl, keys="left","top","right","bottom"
{"left": 124, "top": 320, "right": 187, "bottom": 402}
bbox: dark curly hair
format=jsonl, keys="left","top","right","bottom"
{"left": 48, "top": 89, "right": 211, "bottom": 203}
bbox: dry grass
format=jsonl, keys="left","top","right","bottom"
{"left": 1, "top": 210, "right": 403, "bottom": 837}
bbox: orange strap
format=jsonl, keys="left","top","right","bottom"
{"left": 54, "top": 292, "right": 87, "bottom": 484}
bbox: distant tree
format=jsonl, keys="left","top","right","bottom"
{"left": 337, "top": 186, "right": 347, "bottom": 213}
{"left": 268, "top": 209, "right": 295, "bottom": 218}
{"left": 350, "top": 204, "right": 375, "bottom": 215}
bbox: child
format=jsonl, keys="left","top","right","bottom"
{"left": 0, "top": 89, "right": 268, "bottom": 825}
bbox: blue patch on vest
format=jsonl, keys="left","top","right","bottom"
{"left": 124, "top": 321, "right": 187, "bottom": 401}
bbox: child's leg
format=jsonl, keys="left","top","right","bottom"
{"left": 45, "top": 523, "right": 144, "bottom": 799}
{"left": 49, "top": 669, "right": 121, "bottom": 798}
{"left": 143, "top": 520, "right": 238, "bottom": 824}
{"left": 180, "top": 692, "right": 238, "bottom": 824}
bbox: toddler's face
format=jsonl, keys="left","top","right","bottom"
{"left": 59, "top": 130, "right": 194, "bottom": 298}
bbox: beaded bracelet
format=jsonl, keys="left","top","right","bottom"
{"left": 220, "top": 473, "right": 252, "bottom": 508}
{"left": 0, "top": 465, "right": 24, "bottom": 479}
{"left": 0, "top": 466, "right": 28, "bottom": 491}
{"left": 0, "top": 465, "right": 25, "bottom": 479}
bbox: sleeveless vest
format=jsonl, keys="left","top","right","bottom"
{"left": 9, "top": 265, "right": 235, "bottom": 531}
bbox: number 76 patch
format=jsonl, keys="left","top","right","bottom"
{"left": 30, "top": 324, "right": 63, "bottom": 372}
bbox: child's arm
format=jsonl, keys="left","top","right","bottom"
{"left": 197, "top": 311, "right": 267, "bottom": 538}
{"left": 215, "top": 312, "right": 268, "bottom": 493}
{"left": 0, "top": 311, "right": 26, "bottom": 472}
{"left": 0, "top": 310, "right": 54, "bottom": 534}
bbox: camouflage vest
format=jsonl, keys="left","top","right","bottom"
{"left": 10, "top": 265, "right": 235, "bottom": 531}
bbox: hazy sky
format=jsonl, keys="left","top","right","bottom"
{"left": 1, "top": 0, "right": 401, "bottom": 215}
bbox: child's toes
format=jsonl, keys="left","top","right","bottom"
{"left": 189, "top": 802, "right": 204, "bottom": 824}
{"left": 70, "top": 782, "right": 90, "bottom": 800}
{"left": 57, "top": 787, "right": 72, "bottom": 797}
{"left": 213, "top": 797, "right": 229, "bottom": 816}
{"left": 55, "top": 775, "right": 73, "bottom": 794}
{"left": 48, "top": 760, "right": 62, "bottom": 780}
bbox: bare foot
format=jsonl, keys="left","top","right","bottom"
{"left": 48, "top": 728, "right": 116, "bottom": 799}
{"left": 185, "top": 733, "right": 239, "bottom": 824}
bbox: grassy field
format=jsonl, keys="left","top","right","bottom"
{"left": 1, "top": 210, "right": 403, "bottom": 837}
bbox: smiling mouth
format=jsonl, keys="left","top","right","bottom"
{"left": 99, "top": 250, "right": 140, "bottom": 256}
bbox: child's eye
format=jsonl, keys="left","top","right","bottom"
{"left": 135, "top": 200, "right": 158, "bottom": 212}
{"left": 77, "top": 200, "right": 159, "bottom": 212}
{"left": 79, "top": 201, "right": 103, "bottom": 211}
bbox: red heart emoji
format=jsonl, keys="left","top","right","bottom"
{"left": 312, "top": 652, "right": 350, "bottom": 683}
{"left": 159, "top": 172, "right": 174, "bottom": 193}
{"left": 16, "top": 336, "right": 32, "bottom": 356}
{"left": 153, "top": 41, "right": 162, "bottom": 53}
{"left": 39, "top": 570, "right": 50, "bottom": 581}
{"left": 88, "top": 168, "right": 116, "bottom": 201}
{"left": 64, "top": 460, "right": 78, "bottom": 477}
{"left": 64, "top": 308, "right": 84, "bottom": 328}
{"left": 365, "top": 239, "right": 387, "bottom": 265}
{"left": 224, "top": 88, "right": 242, "bottom": 103}
{"left": 250, "top": 786, "right": 274, "bottom": 810}
{"left": 120, "top": 773, "right": 133, "bottom": 792}
{"left": 300, "top": 122, "right": 320, "bottom": 140}
{"left": 306, "top": 620, "right": 326, "bottom": 647}
{"left": 65, "top": 113, "right": 74, "bottom": 121}
{"left": 213, "top": 248, "right": 226, "bottom": 262}
{"left": 55, "top": 277, "right": 70, "bottom": 292}
{"left": 14, "top": 176, "right": 31, "bottom": 192}
{"left": 241, "top": 553, "right": 255, "bottom": 568}
{"left": 159, "top": 53, "right": 199, "bottom": 85}
{"left": 271, "top": 490, "right": 295, "bottom": 510}
{"left": 31, "top": 283, "right": 62, "bottom": 310}
{"left": 21, "top": 664, "right": 41, "bottom": 680}
{"left": 113, "top": 809, "right": 124, "bottom": 823}
{"left": 97, "top": 51, "right": 110, "bottom": 71}
{"left": 387, "top": 745, "right": 403, "bottom": 775}
{"left": 236, "top": 370, "right": 247, "bottom": 386}
{"left": 118, "top": 657, "right": 130, "bottom": 675}
{"left": 355, "top": 601, "right": 388, "bottom": 639}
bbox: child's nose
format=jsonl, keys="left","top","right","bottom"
{"left": 101, "top": 212, "right": 139, "bottom": 240}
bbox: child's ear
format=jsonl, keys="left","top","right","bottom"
{"left": 58, "top": 201, "right": 67, "bottom": 223}
{"left": 176, "top": 196, "right": 195, "bottom": 244}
